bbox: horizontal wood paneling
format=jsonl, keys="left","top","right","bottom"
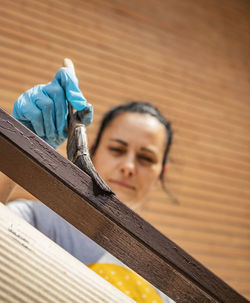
{"left": 0, "top": 0, "right": 249, "bottom": 299}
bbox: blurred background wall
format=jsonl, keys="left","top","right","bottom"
{"left": 0, "top": 0, "right": 249, "bottom": 299}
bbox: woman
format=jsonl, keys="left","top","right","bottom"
{"left": 0, "top": 63, "right": 174, "bottom": 303}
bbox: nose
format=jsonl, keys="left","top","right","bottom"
{"left": 119, "top": 154, "right": 135, "bottom": 178}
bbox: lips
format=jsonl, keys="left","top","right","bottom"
{"left": 108, "top": 179, "right": 136, "bottom": 190}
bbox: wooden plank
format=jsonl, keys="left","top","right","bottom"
{"left": 0, "top": 6, "right": 249, "bottom": 115}
{"left": 149, "top": 195, "right": 250, "bottom": 219}
{"left": 2, "top": 0, "right": 249, "bottom": 85}
{"left": 6, "top": 0, "right": 250, "bottom": 93}
{"left": 0, "top": 108, "right": 248, "bottom": 303}
{"left": 144, "top": 205, "right": 250, "bottom": 232}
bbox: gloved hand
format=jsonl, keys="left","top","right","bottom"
{"left": 13, "top": 66, "right": 93, "bottom": 148}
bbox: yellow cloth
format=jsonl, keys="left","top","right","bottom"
{"left": 88, "top": 263, "right": 163, "bottom": 303}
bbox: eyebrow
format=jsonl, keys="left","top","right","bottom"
{"left": 110, "top": 139, "right": 156, "bottom": 155}
{"left": 110, "top": 139, "right": 128, "bottom": 146}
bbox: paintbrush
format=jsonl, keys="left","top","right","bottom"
{"left": 64, "top": 58, "right": 113, "bottom": 195}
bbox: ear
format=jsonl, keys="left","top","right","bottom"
{"left": 152, "top": 166, "right": 165, "bottom": 190}
{"left": 163, "top": 165, "right": 167, "bottom": 174}
{"left": 159, "top": 165, "right": 167, "bottom": 178}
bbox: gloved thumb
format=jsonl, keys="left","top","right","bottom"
{"left": 52, "top": 59, "right": 87, "bottom": 111}
{"left": 64, "top": 58, "right": 75, "bottom": 74}
{"left": 63, "top": 58, "right": 93, "bottom": 126}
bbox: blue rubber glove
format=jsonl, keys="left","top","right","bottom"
{"left": 13, "top": 67, "right": 93, "bottom": 148}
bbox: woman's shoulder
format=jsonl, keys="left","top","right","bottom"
{"left": 6, "top": 199, "right": 69, "bottom": 235}
{"left": 6, "top": 199, "right": 105, "bottom": 264}
{"left": 7, "top": 199, "right": 41, "bottom": 225}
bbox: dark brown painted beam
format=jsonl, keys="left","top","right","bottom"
{"left": 0, "top": 107, "right": 248, "bottom": 303}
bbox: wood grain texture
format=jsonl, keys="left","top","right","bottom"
{"left": 0, "top": 0, "right": 249, "bottom": 299}
{"left": 0, "top": 109, "right": 248, "bottom": 303}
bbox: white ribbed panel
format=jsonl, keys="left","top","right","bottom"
{"left": 0, "top": 204, "right": 135, "bottom": 303}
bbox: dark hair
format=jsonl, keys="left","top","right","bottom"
{"left": 91, "top": 101, "right": 173, "bottom": 190}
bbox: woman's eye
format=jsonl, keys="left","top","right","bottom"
{"left": 138, "top": 155, "right": 155, "bottom": 164}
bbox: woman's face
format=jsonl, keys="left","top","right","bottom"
{"left": 92, "top": 112, "right": 166, "bottom": 208}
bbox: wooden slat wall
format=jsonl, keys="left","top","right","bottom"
{"left": 0, "top": 0, "right": 249, "bottom": 299}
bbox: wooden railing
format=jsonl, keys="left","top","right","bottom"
{"left": 0, "top": 107, "right": 248, "bottom": 303}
